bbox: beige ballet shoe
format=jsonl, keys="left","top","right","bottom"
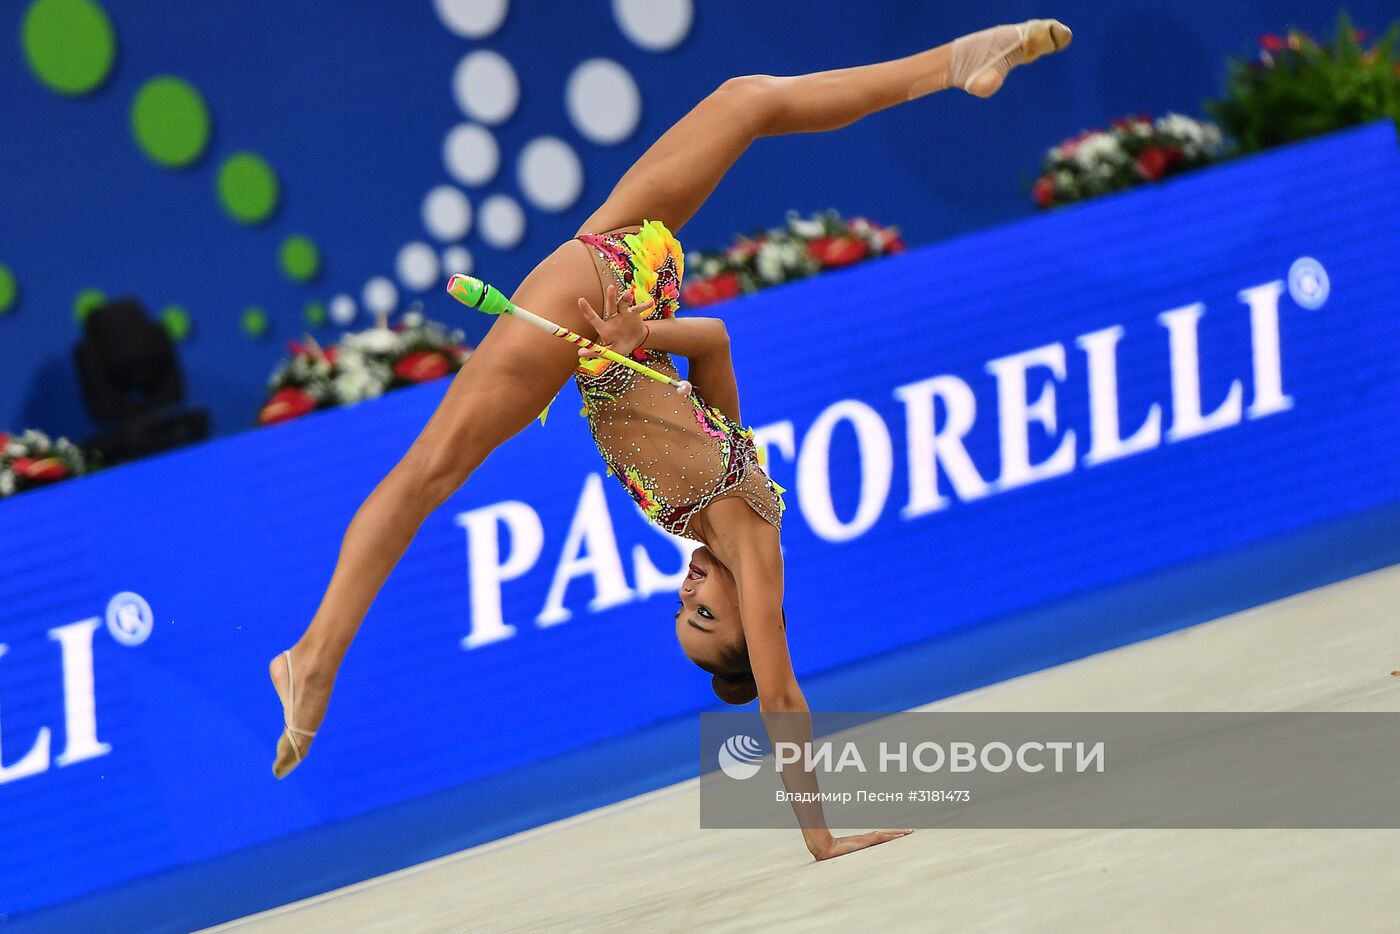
{"left": 271, "top": 650, "right": 318, "bottom": 779}
{"left": 954, "top": 19, "right": 1073, "bottom": 98}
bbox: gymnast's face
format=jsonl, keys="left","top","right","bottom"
{"left": 675, "top": 546, "right": 744, "bottom": 668}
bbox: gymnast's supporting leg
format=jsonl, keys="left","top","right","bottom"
{"left": 271, "top": 18, "right": 1070, "bottom": 776}
{"left": 270, "top": 244, "right": 599, "bottom": 777}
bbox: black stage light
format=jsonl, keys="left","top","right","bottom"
{"left": 72, "top": 297, "right": 210, "bottom": 464}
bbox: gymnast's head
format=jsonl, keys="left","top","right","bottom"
{"left": 675, "top": 545, "right": 760, "bottom": 705}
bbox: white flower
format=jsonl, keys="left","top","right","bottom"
{"left": 756, "top": 242, "right": 785, "bottom": 283}
{"left": 787, "top": 214, "right": 825, "bottom": 239}
{"left": 345, "top": 328, "right": 400, "bottom": 355}
{"left": 401, "top": 311, "right": 424, "bottom": 329}
{"left": 1075, "top": 133, "right": 1124, "bottom": 168}
{"left": 0, "top": 470, "right": 14, "bottom": 497}
{"left": 1155, "top": 113, "right": 1202, "bottom": 142}
{"left": 333, "top": 360, "right": 389, "bottom": 402}
{"left": 779, "top": 242, "right": 806, "bottom": 267}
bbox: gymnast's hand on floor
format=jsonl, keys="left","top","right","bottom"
{"left": 577, "top": 284, "right": 654, "bottom": 359}
{"left": 810, "top": 829, "right": 914, "bottom": 861}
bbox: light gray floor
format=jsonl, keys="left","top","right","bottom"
{"left": 217, "top": 564, "right": 1400, "bottom": 933}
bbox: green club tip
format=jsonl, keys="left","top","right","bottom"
{"left": 446, "top": 274, "right": 512, "bottom": 316}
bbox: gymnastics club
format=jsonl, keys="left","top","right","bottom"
{"left": 446, "top": 274, "right": 693, "bottom": 396}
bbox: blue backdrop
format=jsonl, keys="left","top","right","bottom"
{"left": 2, "top": 123, "right": 1400, "bottom": 930}
{"left": 2, "top": 0, "right": 1396, "bottom": 443}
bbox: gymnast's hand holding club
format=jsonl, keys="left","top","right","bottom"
{"left": 447, "top": 274, "right": 692, "bottom": 397}
{"left": 575, "top": 283, "right": 658, "bottom": 367}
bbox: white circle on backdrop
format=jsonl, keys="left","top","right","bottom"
{"left": 444, "top": 123, "right": 500, "bottom": 187}
{"left": 434, "top": 0, "right": 509, "bottom": 38}
{"left": 480, "top": 195, "right": 526, "bottom": 248}
{"left": 422, "top": 185, "right": 473, "bottom": 241}
{"left": 106, "top": 591, "right": 153, "bottom": 647}
{"left": 612, "top": 0, "right": 693, "bottom": 51}
{"left": 363, "top": 277, "right": 398, "bottom": 315}
{"left": 1287, "top": 256, "right": 1330, "bottom": 310}
{"left": 397, "top": 242, "right": 440, "bottom": 292}
{"left": 453, "top": 51, "right": 519, "bottom": 125}
{"left": 566, "top": 59, "right": 642, "bottom": 144}
{"left": 442, "top": 246, "right": 474, "bottom": 276}
{"left": 329, "top": 294, "right": 357, "bottom": 326}
{"left": 518, "top": 137, "right": 584, "bottom": 212}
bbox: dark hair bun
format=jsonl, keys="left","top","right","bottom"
{"left": 712, "top": 672, "right": 757, "bottom": 705}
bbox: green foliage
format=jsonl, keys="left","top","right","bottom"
{"left": 1208, "top": 11, "right": 1400, "bottom": 154}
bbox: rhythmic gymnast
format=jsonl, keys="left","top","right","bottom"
{"left": 271, "top": 19, "right": 1072, "bottom": 860}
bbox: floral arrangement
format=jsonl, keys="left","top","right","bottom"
{"left": 681, "top": 211, "right": 905, "bottom": 307}
{"left": 1032, "top": 113, "right": 1228, "bottom": 209}
{"left": 0, "top": 429, "right": 94, "bottom": 498}
{"left": 1208, "top": 12, "right": 1400, "bottom": 155}
{"left": 258, "top": 309, "right": 472, "bottom": 426}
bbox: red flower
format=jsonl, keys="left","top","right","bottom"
{"left": 681, "top": 272, "right": 742, "bottom": 307}
{"left": 289, "top": 340, "right": 337, "bottom": 366}
{"left": 712, "top": 273, "right": 741, "bottom": 299}
{"left": 393, "top": 350, "right": 452, "bottom": 383}
{"left": 1136, "top": 145, "right": 1171, "bottom": 181}
{"left": 1352, "top": 27, "right": 1371, "bottom": 43}
{"left": 877, "top": 228, "right": 906, "bottom": 253}
{"left": 808, "top": 235, "right": 870, "bottom": 268}
{"left": 12, "top": 457, "right": 69, "bottom": 482}
{"left": 681, "top": 282, "right": 713, "bottom": 307}
{"left": 1259, "top": 33, "right": 1286, "bottom": 52}
{"left": 259, "top": 387, "right": 317, "bottom": 425}
{"left": 0, "top": 432, "right": 10, "bottom": 451}
{"left": 1033, "top": 175, "right": 1056, "bottom": 208}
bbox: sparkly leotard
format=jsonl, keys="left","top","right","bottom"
{"left": 573, "top": 221, "right": 783, "bottom": 541}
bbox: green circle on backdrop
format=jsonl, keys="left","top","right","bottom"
{"left": 303, "top": 300, "right": 327, "bottom": 326}
{"left": 22, "top": 0, "right": 116, "bottom": 96}
{"left": 73, "top": 286, "right": 106, "bottom": 322}
{"left": 241, "top": 306, "right": 269, "bottom": 336}
{"left": 217, "top": 153, "right": 279, "bottom": 224}
{"left": 0, "top": 265, "right": 17, "bottom": 313}
{"left": 131, "top": 77, "right": 210, "bottom": 167}
{"left": 161, "top": 304, "right": 191, "bottom": 341}
{"left": 279, "top": 235, "right": 320, "bottom": 282}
